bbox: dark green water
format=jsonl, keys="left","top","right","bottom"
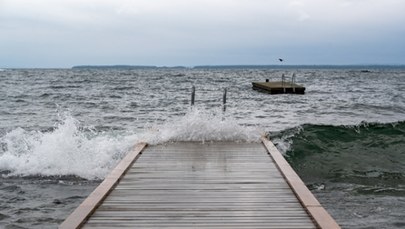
{"left": 274, "top": 122, "right": 405, "bottom": 228}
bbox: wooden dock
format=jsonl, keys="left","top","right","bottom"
{"left": 60, "top": 138, "right": 339, "bottom": 228}
{"left": 252, "top": 82, "right": 305, "bottom": 94}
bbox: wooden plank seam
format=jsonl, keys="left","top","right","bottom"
{"left": 59, "top": 142, "right": 148, "bottom": 229}
{"left": 82, "top": 142, "right": 317, "bottom": 228}
{"left": 261, "top": 137, "right": 341, "bottom": 229}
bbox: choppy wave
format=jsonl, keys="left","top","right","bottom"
{"left": 0, "top": 115, "right": 137, "bottom": 180}
{"left": 0, "top": 108, "right": 261, "bottom": 180}
{"left": 272, "top": 121, "right": 405, "bottom": 195}
{"left": 139, "top": 107, "right": 262, "bottom": 144}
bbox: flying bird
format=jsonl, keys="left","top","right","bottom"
{"left": 278, "top": 58, "right": 284, "bottom": 62}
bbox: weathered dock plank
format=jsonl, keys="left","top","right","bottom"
{"left": 262, "top": 137, "right": 340, "bottom": 229}
{"left": 59, "top": 143, "right": 147, "bottom": 229}
{"left": 61, "top": 141, "right": 339, "bottom": 229}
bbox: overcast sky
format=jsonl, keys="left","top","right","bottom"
{"left": 1, "top": 0, "right": 404, "bottom": 68}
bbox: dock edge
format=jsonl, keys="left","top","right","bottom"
{"left": 261, "top": 137, "right": 341, "bottom": 229}
{"left": 59, "top": 142, "right": 148, "bottom": 229}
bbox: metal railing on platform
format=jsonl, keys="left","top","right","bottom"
{"left": 190, "top": 86, "right": 227, "bottom": 112}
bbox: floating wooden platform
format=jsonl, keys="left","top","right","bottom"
{"left": 60, "top": 138, "right": 339, "bottom": 228}
{"left": 252, "top": 81, "right": 305, "bottom": 94}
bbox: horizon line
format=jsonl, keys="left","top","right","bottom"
{"left": 2, "top": 63, "right": 405, "bottom": 69}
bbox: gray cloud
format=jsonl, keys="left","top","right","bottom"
{"left": 1, "top": 0, "right": 404, "bottom": 67}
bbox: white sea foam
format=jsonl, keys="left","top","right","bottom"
{"left": 270, "top": 125, "right": 304, "bottom": 155}
{"left": 0, "top": 116, "right": 137, "bottom": 180}
{"left": 140, "top": 108, "right": 262, "bottom": 144}
{"left": 0, "top": 108, "right": 262, "bottom": 180}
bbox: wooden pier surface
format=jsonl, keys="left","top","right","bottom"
{"left": 252, "top": 81, "right": 305, "bottom": 94}
{"left": 60, "top": 139, "right": 339, "bottom": 228}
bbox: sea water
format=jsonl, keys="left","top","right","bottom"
{"left": 0, "top": 67, "right": 404, "bottom": 228}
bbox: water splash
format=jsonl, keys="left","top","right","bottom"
{"left": 270, "top": 125, "right": 304, "bottom": 155}
{"left": 0, "top": 115, "right": 137, "bottom": 180}
{"left": 0, "top": 108, "right": 262, "bottom": 180}
{"left": 140, "top": 107, "right": 262, "bottom": 144}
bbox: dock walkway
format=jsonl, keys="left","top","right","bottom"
{"left": 60, "top": 138, "right": 339, "bottom": 228}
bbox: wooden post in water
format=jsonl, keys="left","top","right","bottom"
{"left": 282, "top": 73, "right": 286, "bottom": 93}
{"left": 191, "top": 86, "right": 195, "bottom": 106}
{"left": 292, "top": 73, "right": 296, "bottom": 93}
{"left": 222, "top": 88, "right": 227, "bottom": 112}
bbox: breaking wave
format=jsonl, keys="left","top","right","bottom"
{"left": 272, "top": 121, "right": 405, "bottom": 195}
{"left": 0, "top": 108, "right": 261, "bottom": 180}
{"left": 0, "top": 116, "right": 137, "bottom": 180}
{"left": 138, "top": 108, "right": 262, "bottom": 144}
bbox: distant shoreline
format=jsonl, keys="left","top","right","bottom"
{"left": 71, "top": 64, "right": 405, "bottom": 70}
